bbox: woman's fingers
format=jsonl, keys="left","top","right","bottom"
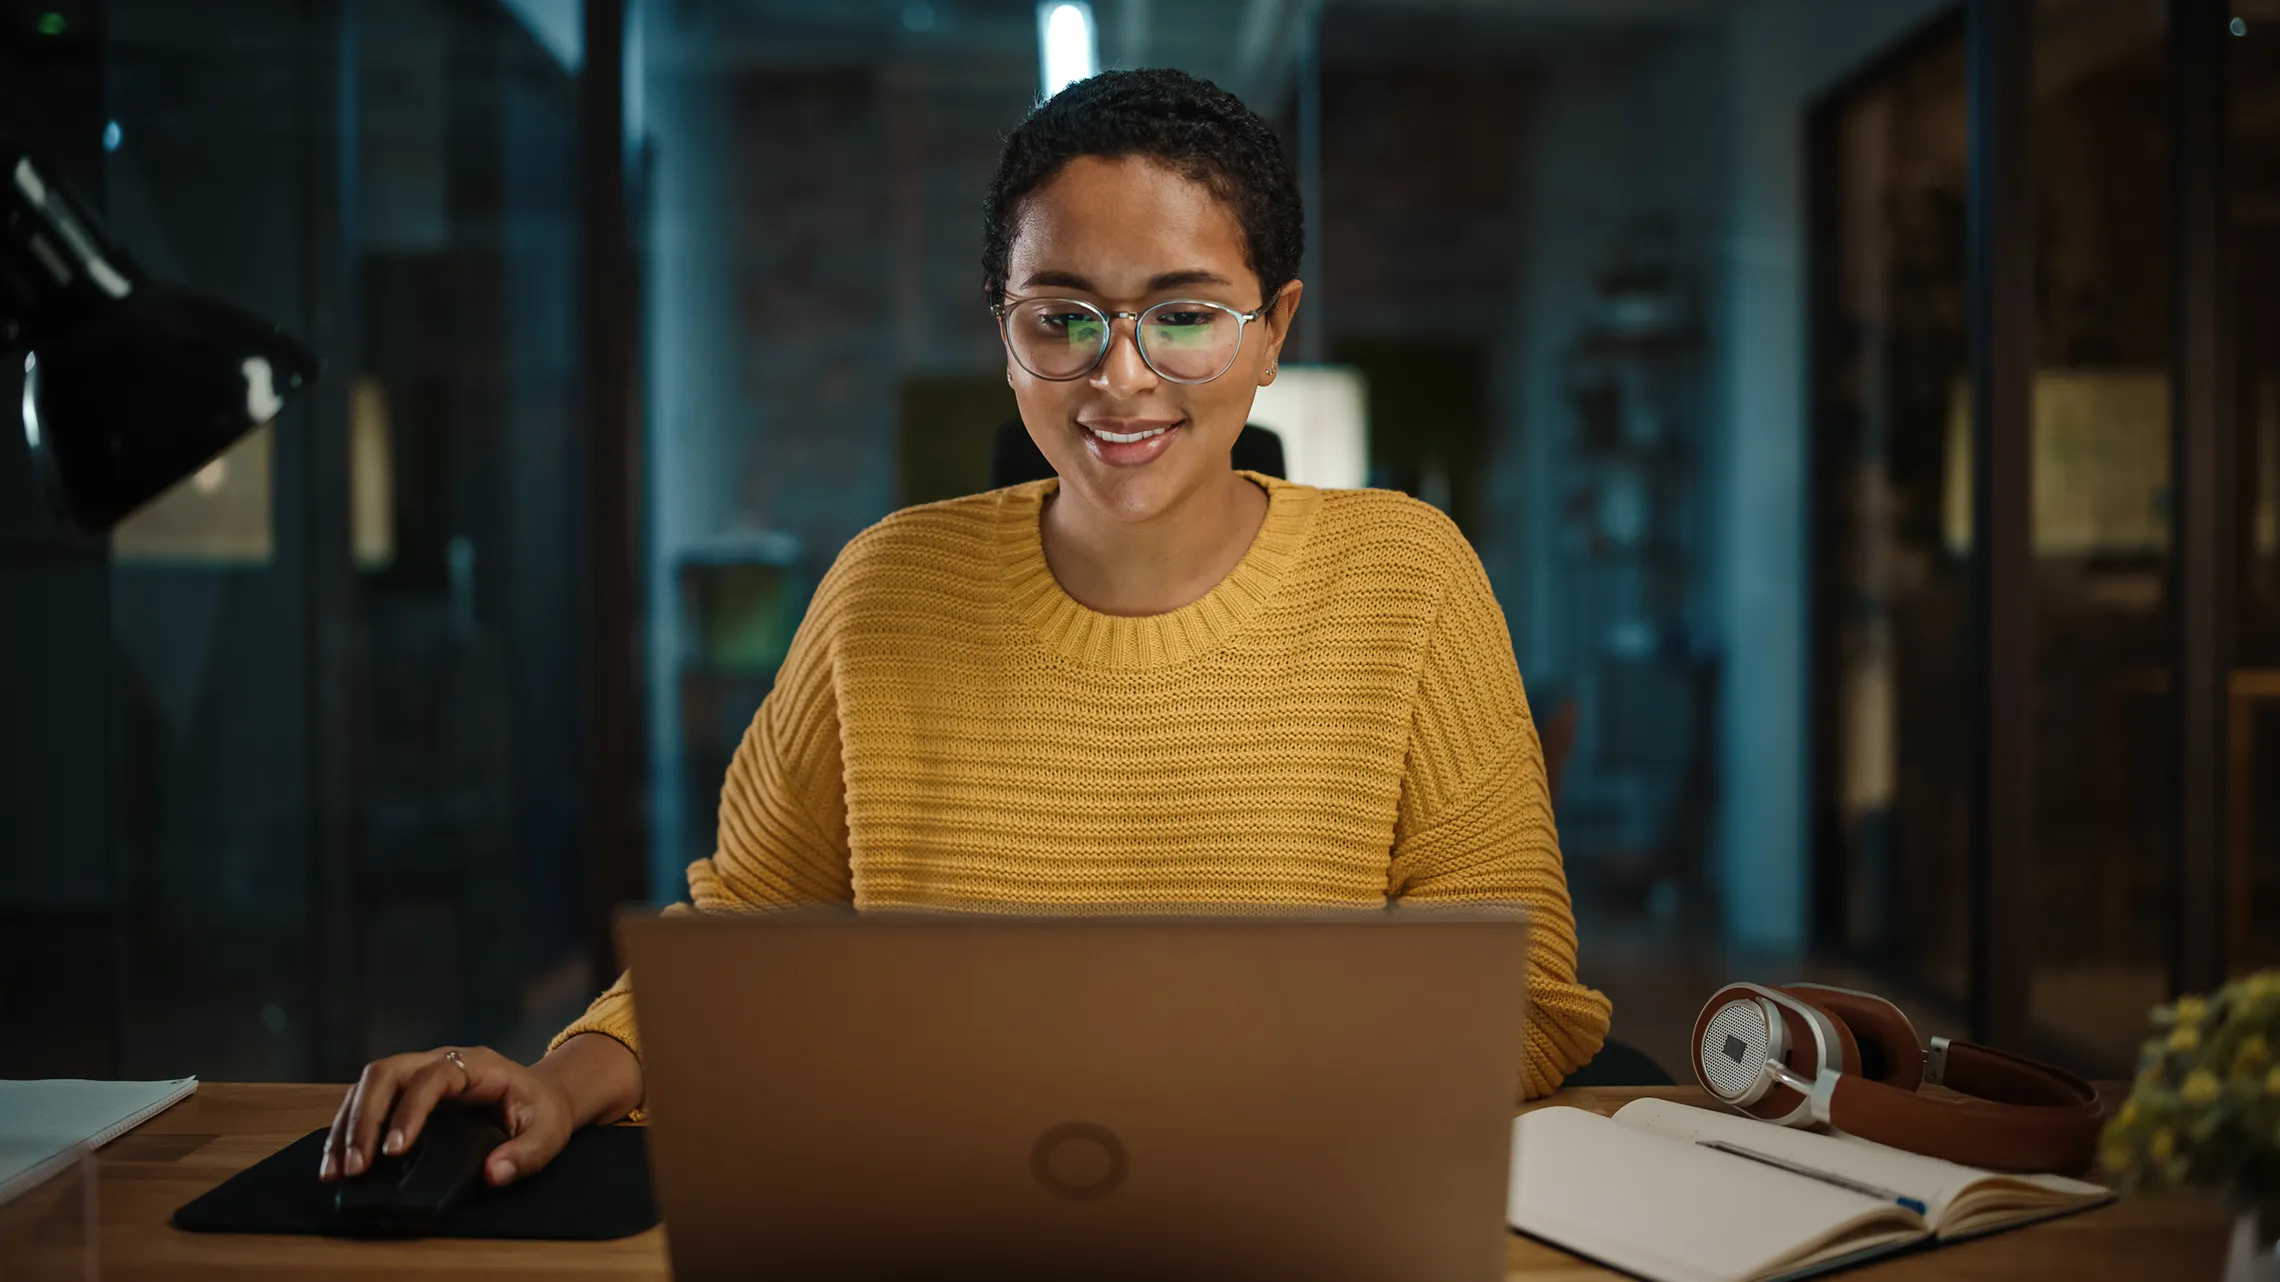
{"left": 480, "top": 1109, "right": 569, "bottom": 1186}
{"left": 445, "top": 1046, "right": 516, "bottom": 1105}
{"left": 320, "top": 1077, "right": 361, "bottom": 1181}
{"left": 378, "top": 1054, "right": 472, "bottom": 1157}
{"left": 340, "top": 1056, "right": 413, "bottom": 1179}
{"left": 480, "top": 1054, "right": 574, "bottom": 1186}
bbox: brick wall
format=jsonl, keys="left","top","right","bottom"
{"left": 1317, "top": 63, "right": 1532, "bottom": 342}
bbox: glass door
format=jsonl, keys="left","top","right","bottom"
{"left": 1812, "top": 0, "right": 2271, "bottom": 1075}
{"left": 95, "top": 0, "right": 591, "bottom": 1080}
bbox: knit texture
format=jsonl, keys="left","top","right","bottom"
{"left": 556, "top": 472, "right": 1612, "bottom": 1100}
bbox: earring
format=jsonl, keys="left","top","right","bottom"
{"left": 1267, "top": 361, "right": 1278, "bottom": 378}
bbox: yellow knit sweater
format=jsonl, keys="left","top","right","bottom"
{"left": 556, "top": 472, "right": 1612, "bottom": 1098}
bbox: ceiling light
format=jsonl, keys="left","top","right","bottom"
{"left": 1038, "top": 2, "right": 1097, "bottom": 100}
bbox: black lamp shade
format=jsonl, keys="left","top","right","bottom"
{"left": 22, "top": 285, "right": 317, "bottom": 533}
{"left": 8, "top": 144, "right": 316, "bottom": 533}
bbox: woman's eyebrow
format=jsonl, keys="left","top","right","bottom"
{"left": 1144, "top": 269, "right": 1234, "bottom": 290}
{"left": 1016, "top": 268, "right": 1235, "bottom": 292}
{"left": 1019, "top": 269, "right": 1096, "bottom": 291}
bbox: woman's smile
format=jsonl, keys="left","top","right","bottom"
{"left": 1077, "top": 416, "right": 1183, "bottom": 466}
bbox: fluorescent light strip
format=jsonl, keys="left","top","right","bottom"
{"left": 1038, "top": 2, "right": 1098, "bottom": 99}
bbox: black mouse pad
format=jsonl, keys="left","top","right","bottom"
{"left": 172, "top": 1124, "right": 657, "bottom": 1240}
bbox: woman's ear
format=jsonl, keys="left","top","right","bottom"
{"left": 1258, "top": 279, "right": 1305, "bottom": 383}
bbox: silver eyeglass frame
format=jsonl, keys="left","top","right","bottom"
{"left": 991, "top": 296, "right": 1270, "bottom": 385}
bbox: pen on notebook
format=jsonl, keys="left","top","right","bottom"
{"left": 1696, "top": 1140, "right": 1930, "bottom": 1216}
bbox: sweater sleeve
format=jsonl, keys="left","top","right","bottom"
{"left": 1385, "top": 528, "right": 1612, "bottom": 1100}
{"left": 548, "top": 561, "right": 854, "bottom": 1074}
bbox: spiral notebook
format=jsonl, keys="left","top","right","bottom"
{"left": 0, "top": 1077, "right": 199, "bottom": 1207}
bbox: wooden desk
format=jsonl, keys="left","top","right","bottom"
{"left": 0, "top": 1082, "right": 2229, "bottom": 1280}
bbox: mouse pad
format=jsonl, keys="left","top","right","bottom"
{"left": 172, "top": 1124, "right": 657, "bottom": 1240}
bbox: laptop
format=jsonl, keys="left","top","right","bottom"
{"left": 618, "top": 908, "right": 1529, "bottom": 1282}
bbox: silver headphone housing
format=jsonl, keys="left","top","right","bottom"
{"left": 1692, "top": 982, "right": 1848, "bottom": 1127}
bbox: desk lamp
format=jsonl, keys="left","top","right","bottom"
{"left": 4, "top": 144, "right": 316, "bottom": 532}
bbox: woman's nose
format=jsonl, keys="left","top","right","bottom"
{"left": 1091, "top": 315, "right": 1159, "bottom": 394}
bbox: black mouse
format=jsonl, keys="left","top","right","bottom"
{"left": 335, "top": 1099, "right": 510, "bottom": 1237}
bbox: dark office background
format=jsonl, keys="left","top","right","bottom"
{"left": 3, "top": 0, "right": 2273, "bottom": 1086}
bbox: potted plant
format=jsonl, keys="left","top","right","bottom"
{"left": 2101, "top": 970, "right": 2280, "bottom": 1281}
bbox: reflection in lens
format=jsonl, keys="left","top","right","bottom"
{"left": 1007, "top": 299, "right": 1106, "bottom": 379}
{"left": 1140, "top": 303, "right": 1235, "bottom": 382}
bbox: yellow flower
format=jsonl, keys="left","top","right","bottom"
{"left": 2173, "top": 995, "right": 2208, "bottom": 1025}
{"left": 2116, "top": 1099, "right": 2140, "bottom": 1127}
{"left": 2148, "top": 1129, "right": 2174, "bottom": 1163}
{"left": 2169, "top": 1025, "right": 2201, "bottom": 1054}
{"left": 2099, "top": 1143, "right": 2132, "bottom": 1174}
{"left": 2237, "top": 1034, "right": 2271, "bottom": 1076}
{"left": 2180, "top": 1069, "right": 2221, "bottom": 1104}
{"left": 2266, "top": 1065, "right": 2280, "bottom": 1097}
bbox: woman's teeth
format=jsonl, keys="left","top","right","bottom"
{"left": 1090, "top": 426, "right": 1170, "bottom": 444}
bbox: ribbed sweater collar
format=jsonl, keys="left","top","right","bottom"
{"left": 997, "top": 469, "right": 1321, "bottom": 670}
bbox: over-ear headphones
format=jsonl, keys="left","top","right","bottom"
{"left": 1690, "top": 982, "right": 2104, "bottom": 1175}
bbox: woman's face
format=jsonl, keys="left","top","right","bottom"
{"left": 1000, "top": 154, "right": 1301, "bottom": 523}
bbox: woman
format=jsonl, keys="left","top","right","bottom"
{"left": 321, "top": 67, "right": 1610, "bottom": 1190}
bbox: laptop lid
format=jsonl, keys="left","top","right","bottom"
{"left": 619, "top": 910, "right": 1529, "bottom": 1282}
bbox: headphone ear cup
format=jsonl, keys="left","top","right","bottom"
{"left": 1692, "top": 985, "right": 1751, "bottom": 1087}
{"left": 1776, "top": 989, "right": 1864, "bottom": 1077}
{"left": 1692, "top": 984, "right": 1835, "bottom": 1125}
{"left": 1784, "top": 985, "right": 1923, "bottom": 1089}
{"left": 1694, "top": 984, "right": 1787, "bottom": 1108}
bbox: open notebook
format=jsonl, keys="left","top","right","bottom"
{"left": 0, "top": 1078, "right": 199, "bottom": 1207}
{"left": 1508, "top": 1098, "right": 2113, "bottom": 1282}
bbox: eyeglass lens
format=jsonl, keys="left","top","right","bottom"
{"left": 1001, "top": 300, "right": 1244, "bottom": 383}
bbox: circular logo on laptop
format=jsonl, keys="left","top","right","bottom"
{"left": 1030, "top": 1121, "right": 1127, "bottom": 1202}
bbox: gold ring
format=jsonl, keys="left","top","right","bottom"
{"left": 443, "top": 1049, "right": 471, "bottom": 1082}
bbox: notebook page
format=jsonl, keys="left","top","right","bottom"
{"left": 1610, "top": 1097, "right": 2108, "bottom": 1230}
{"left": 0, "top": 1078, "right": 198, "bottom": 1207}
{"left": 1509, "top": 1106, "right": 1925, "bottom": 1282}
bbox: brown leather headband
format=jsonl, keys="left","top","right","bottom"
{"left": 1824, "top": 1038, "right": 2102, "bottom": 1175}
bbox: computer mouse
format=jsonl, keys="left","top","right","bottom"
{"left": 334, "top": 1099, "right": 509, "bottom": 1237}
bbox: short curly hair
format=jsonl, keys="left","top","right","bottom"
{"left": 982, "top": 68, "right": 1304, "bottom": 316}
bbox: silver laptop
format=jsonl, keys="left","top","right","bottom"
{"left": 618, "top": 910, "right": 1529, "bottom": 1282}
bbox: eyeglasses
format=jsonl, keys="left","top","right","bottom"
{"left": 992, "top": 296, "right": 1269, "bottom": 385}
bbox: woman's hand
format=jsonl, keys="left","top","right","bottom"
{"left": 319, "top": 1035, "right": 640, "bottom": 1187}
